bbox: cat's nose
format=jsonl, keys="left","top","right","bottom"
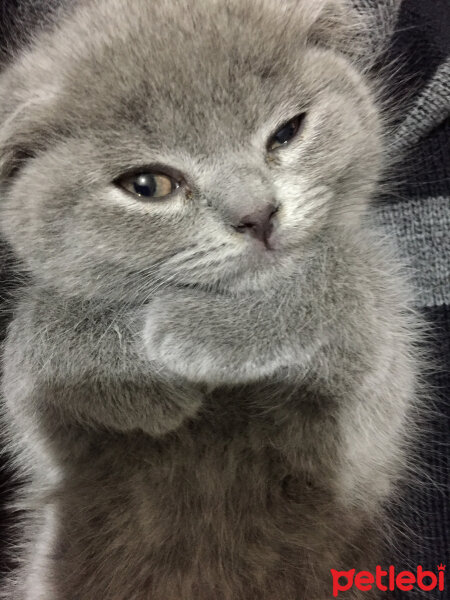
{"left": 233, "top": 203, "right": 278, "bottom": 247}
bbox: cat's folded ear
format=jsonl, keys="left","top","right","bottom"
{"left": 294, "top": 0, "right": 398, "bottom": 67}
{"left": 0, "top": 69, "right": 59, "bottom": 184}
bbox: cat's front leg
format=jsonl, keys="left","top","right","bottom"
{"left": 143, "top": 286, "right": 322, "bottom": 386}
{"left": 3, "top": 293, "right": 204, "bottom": 439}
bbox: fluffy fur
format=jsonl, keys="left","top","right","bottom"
{"left": 0, "top": 0, "right": 423, "bottom": 598}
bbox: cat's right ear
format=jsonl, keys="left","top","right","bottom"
{"left": 0, "top": 78, "right": 59, "bottom": 185}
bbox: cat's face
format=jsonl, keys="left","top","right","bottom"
{"left": 0, "top": 0, "right": 381, "bottom": 300}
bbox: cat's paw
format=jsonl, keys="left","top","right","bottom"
{"left": 137, "top": 381, "right": 203, "bottom": 436}
{"left": 142, "top": 292, "right": 291, "bottom": 385}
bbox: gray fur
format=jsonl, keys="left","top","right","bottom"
{"left": 0, "top": 1, "right": 423, "bottom": 598}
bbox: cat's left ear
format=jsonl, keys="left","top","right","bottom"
{"left": 296, "top": 0, "right": 398, "bottom": 67}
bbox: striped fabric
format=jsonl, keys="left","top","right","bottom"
{"left": 354, "top": 0, "right": 449, "bottom": 592}
{"left": 372, "top": 0, "right": 449, "bottom": 587}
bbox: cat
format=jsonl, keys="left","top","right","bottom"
{"left": 0, "top": 0, "right": 423, "bottom": 598}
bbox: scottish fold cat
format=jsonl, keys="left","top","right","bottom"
{"left": 0, "top": 0, "right": 422, "bottom": 598}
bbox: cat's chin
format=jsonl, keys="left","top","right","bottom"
{"left": 173, "top": 252, "right": 301, "bottom": 298}
{"left": 171, "top": 272, "right": 283, "bottom": 299}
{"left": 222, "top": 269, "right": 285, "bottom": 295}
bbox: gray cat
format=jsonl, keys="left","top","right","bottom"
{"left": 0, "top": 0, "right": 423, "bottom": 598}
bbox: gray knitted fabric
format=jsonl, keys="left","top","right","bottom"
{"left": 378, "top": 57, "right": 450, "bottom": 307}
{"left": 359, "top": 0, "right": 449, "bottom": 591}
{"left": 353, "top": 0, "right": 450, "bottom": 308}
{"left": 379, "top": 194, "right": 450, "bottom": 306}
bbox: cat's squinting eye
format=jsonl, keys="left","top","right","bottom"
{"left": 117, "top": 172, "right": 179, "bottom": 200}
{"left": 267, "top": 113, "right": 306, "bottom": 151}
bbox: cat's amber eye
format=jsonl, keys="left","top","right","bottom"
{"left": 267, "top": 113, "right": 306, "bottom": 151}
{"left": 117, "top": 172, "right": 179, "bottom": 199}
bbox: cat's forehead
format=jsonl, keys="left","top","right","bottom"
{"left": 49, "top": 0, "right": 310, "bottom": 152}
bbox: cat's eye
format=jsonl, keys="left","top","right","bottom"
{"left": 267, "top": 113, "right": 306, "bottom": 151}
{"left": 117, "top": 172, "right": 179, "bottom": 199}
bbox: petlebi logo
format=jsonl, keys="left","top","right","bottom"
{"left": 330, "top": 564, "right": 446, "bottom": 597}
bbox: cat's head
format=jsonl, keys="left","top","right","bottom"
{"left": 0, "top": 0, "right": 382, "bottom": 301}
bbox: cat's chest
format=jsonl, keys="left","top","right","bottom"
{"left": 141, "top": 394, "right": 337, "bottom": 505}
{"left": 66, "top": 409, "right": 336, "bottom": 537}
{"left": 68, "top": 389, "right": 339, "bottom": 523}
{"left": 56, "top": 421, "right": 340, "bottom": 600}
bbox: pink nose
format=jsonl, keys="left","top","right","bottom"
{"left": 234, "top": 203, "right": 278, "bottom": 246}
